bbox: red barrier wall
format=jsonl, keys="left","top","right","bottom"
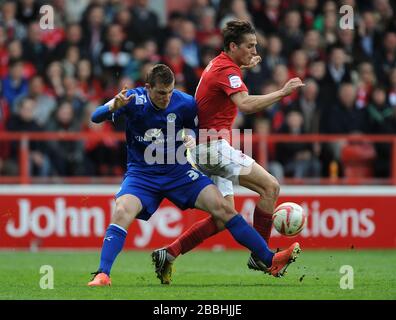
{"left": 0, "top": 186, "right": 395, "bottom": 250}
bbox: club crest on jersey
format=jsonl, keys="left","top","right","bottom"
{"left": 135, "top": 94, "right": 147, "bottom": 105}
{"left": 228, "top": 75, "right": 242, "bottom": 88}
{"left": 167, "top": 113, "right": 177, "bottom": 122}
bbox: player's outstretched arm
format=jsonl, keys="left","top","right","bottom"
{"left": 231, "top": 77, "right": 305, "bottom": 114}
{"left": 91, "top": 86, "right": 135, "bottom": 123}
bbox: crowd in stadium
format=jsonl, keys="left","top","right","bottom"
{"left": 0, "top": 0, "right": 396, "bottom": 180}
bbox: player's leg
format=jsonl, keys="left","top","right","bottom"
{"left": 89, "top": 174, "right": 162, "bottom": 286}
{"left": 88, "top": 194, "right": 142, "bottom": 287}
{"left": 238, "top": 163, "right": 280, "bottom": 271}
{"left": 194, "top": 184, "right": 275, "bottom": 268}
{"left": 239, "top": 162, "right": 280, "bottom": 244}
{"left": 165, "top": 176, "right": 231, "bottom": 259}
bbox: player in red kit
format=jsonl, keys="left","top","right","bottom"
{"left": 152, "top": 20, "right": 304, "bottom": 284}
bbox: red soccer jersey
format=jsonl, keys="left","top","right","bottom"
{"left": 195, "top": 52, "right": 248, "bottom": 142}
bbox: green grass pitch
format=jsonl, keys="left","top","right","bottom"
{"left": 1, "top": 249, "right": 395, "bottom": 300}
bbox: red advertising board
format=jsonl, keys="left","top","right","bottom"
{"left": 0, "top": 186, "right": 395, "bottom": 249}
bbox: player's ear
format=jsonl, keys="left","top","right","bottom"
{"left": 145, "top": 83, "right": 151, "bottom": 90}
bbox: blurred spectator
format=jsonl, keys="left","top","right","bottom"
{"left": 357, "top": 11, "right": 382, "bottom": 60}
{"left": 46, "top": 101, "right": 84, "bottom": 176}
{"left": 16, "top": 0, "right": 40, "bottom": 26}
{"left": 300, "top": 0, "right": 319, "bottom": 30}
{"left": 373, "top": 0, "right": 395, "bottom": 31}
{"left": 0, "top": 0, "right": 26, "bottom": 41}
{"left": 366, "top": 86, "right": 396, "bottom": 177}
{"left": 6, "top": 97, "right": 51, "bottom": 176}
{"left": 161, "top": 37, "right": 198, "bottom": 95}
{"left": 196, "top": 6, "right": 222, "bottom": 50}
{"left": 22, "top": 21, "right": 49, "bottom": 75}
{"left": 272, "top": 64, "right": 298, "bottom": 107}
{"left": 82, "top": 102, "right": 120, "bottom": 176}
{"left": 218, "top": 0, "right": 252, "bottom": 29}
{"left": 100, "top": 23, "right": 131, "bottom": 82}
{"left": 76, "top": 59, "right": 103, "bottom": 102}
{"left": 387, "top": 67, "right": 396, "bottom": 108}
{"left": 60, "top": 76, "right": 87, "bottom": 120}
{"left": 355, "top": 62, "right": 376, "bottom": 109}
{"left": 292, "top": 78, "right": 321, "bottom": 133}
{"left": 52, "top": 23, "right": 85, "bottom": 62}
{"left": 123, "top": 44, "right": 148, "bottom": 82}
{"left": 130, "top": 0, "right": 159, "bottom": 44}
{"left": 2, "top": 59, "right": 29, "bottom": 112}
{"left": 275, "top": 109, "right": 321, "bottom": 178}
{"left": 45, "top": 61, "right": 65, "bottom": 97}
{"left": 302, "top": 29, "right": 325, "bottom": 63}
{"left": 249, "top": 0, "right": 281, "bottom": 35}
{"left": 188, "top": 0, "right": 213, "bottom": 25}
{"left": 374, "top": 30, "right": 396, "bottom": 81}
{"left": 321, "top": 45, "right": 352, "bottom": 108}
{"left": 81, "top": 4, "right": 106, "bottom": 74}
{"left": 313, "top": 0, "right": 336, "bottom": 32}
{"left": 279, "top": 9, "right": 304, "bottom": 57}
{"left": 195, "top": 45, "right": 218, "bottom": 78}
{"left": 63, "top": 45, "right": 81, "bottom": 77}
{"left": 308, "top": 59, "right": 325, "bottom": 83}
{"left": 178, "top": 19, "right": 201, "bottom": 68}
{"left": 23, "top": 75, "right": 56, "bottom": 127}
{"left": 288, "top": 49, "right": 309, "bottom": 81}
{"left": 8, "top": 39, "right": 36, "bottom": 78}
{"left": 0, "top": 25, "right": 8, "bottom": 78}
{"left": 0, "top": 85, "right": 10, "bottom": 174}
{"left": 158, "top": 11, "right": 185, "bottom": 53}
{"left": 320, "top": 83, "right": 367, "bottom": 134}
{"left": 262, "top": 35, "right": 286, "bottom": 75}
{"left": 65, "top": 0, "right": 90, "bottom": 24}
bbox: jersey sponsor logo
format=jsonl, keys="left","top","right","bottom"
{"left": 228, "top": 75, "right": 242, "bottom": 88}
{"left": 167, "top": 113, "right": 177, "bottom": 123}
{"left": 144, "top": 128, "right": 163, "bottom": 141}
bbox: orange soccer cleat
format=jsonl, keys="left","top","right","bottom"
{"left": 87, "top": 272, "right": 112, "bottom": 287}
{"left": 268, "top": 242, "right": 301, "bottom": 277}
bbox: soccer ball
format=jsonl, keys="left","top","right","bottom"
{"left": 273, "top": 202, "right": 306, "bottom": 237}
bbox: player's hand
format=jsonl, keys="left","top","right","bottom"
{"left": 240, "top": 55, "right": 262, "bottom": 69}
{"left": 281, "top": 77, "right": 305, "bottom": 96}
{"left": 110, "top": 86, "right": 135, "bottom": 112}
{"left": 183, "top": 135, "right": 196, "bottom": 149}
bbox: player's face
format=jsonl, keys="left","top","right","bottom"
{"left": 147, "top": 81, "right": 175, "bottom": 109}
{"left": 234, "top": 34, "right": 257, "bottom": 66}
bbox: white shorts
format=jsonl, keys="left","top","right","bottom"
{"left": 189, "top": 139, "right": 255, "bottom": 196}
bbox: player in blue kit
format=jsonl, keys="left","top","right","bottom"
{"left": 87, "top": 64, "right": 281, "bottom": 286}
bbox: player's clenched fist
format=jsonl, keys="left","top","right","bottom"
{"left": 109, "top": 86, "right": 135, "bottom": 112}
{"left": 281, "top": 77, "right": 305, "bottom": 97}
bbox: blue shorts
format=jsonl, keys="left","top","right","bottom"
{"left": 116, "top": 164, "right": 214, "bottom": 220}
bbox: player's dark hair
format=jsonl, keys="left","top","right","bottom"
{"left": 146, "top": 64, "right": 175, "bottom": 87}
{"left": 222, "top": 20, "right": 256, "bottom": 52}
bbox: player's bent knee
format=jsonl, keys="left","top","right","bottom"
{"left": 111, "top": 197, "right": 139, "bottom": 228}
{"left": 259, "top": 176, "right": 280, "bottom": 199}
{"left": 208, "top": 198, "right": 236, "bottom": 223}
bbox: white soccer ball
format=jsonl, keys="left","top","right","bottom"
{"left": 273, "top": 202, "right": 306, "bottom": 237}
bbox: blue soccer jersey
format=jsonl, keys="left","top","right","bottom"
{"left": 112, "top": 87, "right": 198, "bottom": 173}
{"left": 91, "top": 87, "right": 213, "bottom": 220}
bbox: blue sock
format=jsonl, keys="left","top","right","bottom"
{"left": 225, "top": 215, "right": 274, "bottom": 267}
{"left": 98, "top": 224, "right": 127, "bottom": 276}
